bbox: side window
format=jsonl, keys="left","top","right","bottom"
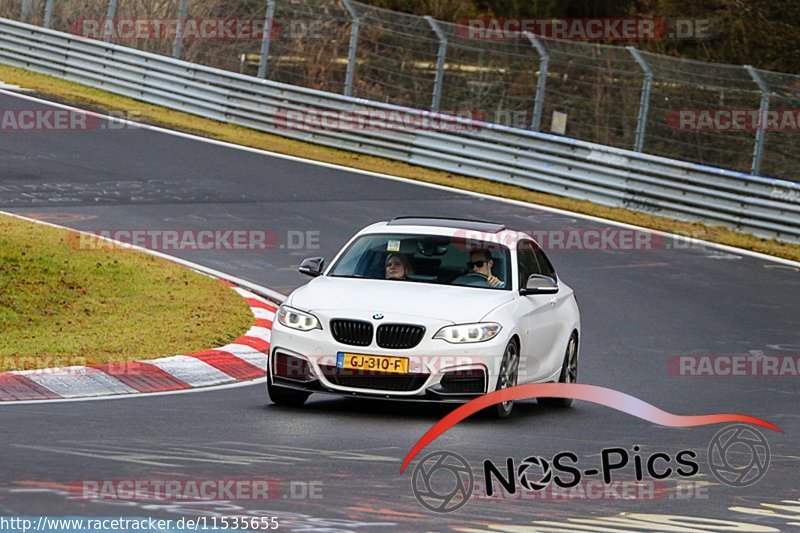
{"left": 517, "top": 240, "right": 542, "bottom": 287}
{"left": 534, "top": 248, "right": 557, "bottom": 280}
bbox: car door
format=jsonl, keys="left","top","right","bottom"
{"left": 534, "top": 244, "right": 575, "bottom": 378}
{"left": 516, "top": 239, "right": 564, "bottom": 382}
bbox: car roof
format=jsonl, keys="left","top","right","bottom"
{"left": 358, "top": 218, "right": 535, "bottom": 249}
{"left": 386, "top": 216, "right": 506, "bottom": 233}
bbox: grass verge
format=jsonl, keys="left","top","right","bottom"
{"left": 1, "top": 65, "right": 799, "bottom": 263}
{"left": 0, "top": 213, "right": 254, "bottom": 370}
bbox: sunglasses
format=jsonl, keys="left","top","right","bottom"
{"left": 467, "top": 260, "right": 489, "bottom": 269}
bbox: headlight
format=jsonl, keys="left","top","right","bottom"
{"left": 433, "top": 323, "right": 501, "bottom": 343}
{"left": 277, "top": 305, "right": 321, "bottom": 331}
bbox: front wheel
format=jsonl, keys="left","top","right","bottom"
{"left": 267, "top": 377, "right": 310, "bottom": 407}
{"left": 538, "top": 333, "right": 578, "bottom": 408}
{"left": 492, "top": 339, "right": 520, "bottom": 419}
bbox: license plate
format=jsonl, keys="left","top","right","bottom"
{"left": 336, "top": 352, "right": 409, "bottom": 374}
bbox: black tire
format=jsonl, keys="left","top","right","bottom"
{"left": 539, "top": 333, "right": 578, "bottom": 408}
{"left": 267, "top": 378, "right": 310, "bottom": 407}
{"left": 492, "top": 339, "right": 520, "bottom": 419}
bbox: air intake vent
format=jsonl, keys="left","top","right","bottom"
{"left": 319, "top": 365, "right": 428, "bottom": 392}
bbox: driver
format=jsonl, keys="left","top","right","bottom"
{"left": 453, "top": 250, "right": 505, "bottom": 288}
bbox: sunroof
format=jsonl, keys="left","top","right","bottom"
{"left": 387, "top": 216, "right": 506, "bottom": 233}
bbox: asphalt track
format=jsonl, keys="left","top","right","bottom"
{"left": 1, "top": 91, "right": 799, "bottom": 532}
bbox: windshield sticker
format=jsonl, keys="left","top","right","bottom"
{"left": 387, "top": 240, "right": 401, "bottom": 252}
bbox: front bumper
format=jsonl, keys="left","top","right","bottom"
{"left": 270, "top": 374, "right": 486, "bottom": 403}
{"left": 269, "top": 319, "right": 510, "bottom": 401}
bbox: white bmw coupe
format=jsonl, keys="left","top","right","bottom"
{"left": 267, "top": 217, "right": 580, "bottom": 417}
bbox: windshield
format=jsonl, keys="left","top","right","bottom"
{"left": 329, "top": 233, "right": 511, "bottom": 290}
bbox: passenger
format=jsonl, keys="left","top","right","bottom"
{"left": 385, "top": 253, "right": 414, "bottom": 280}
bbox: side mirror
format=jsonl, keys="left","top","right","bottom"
{"left": 520, "top": 274, "right": 558, "bottom": 295}
{"left": 299, "top": 257, "right": 325, "bottom": 277}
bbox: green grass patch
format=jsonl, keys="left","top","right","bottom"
{"left": 0, "top": 213, "right": 254, "bottom": 371}
{"left": 1, "top": 65, "right": 798, "bottom": 262}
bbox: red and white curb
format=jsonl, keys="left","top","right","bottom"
{"left": 0, "top": 281, "right": 276, "bottom": 402}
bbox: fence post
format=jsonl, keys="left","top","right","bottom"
{"left": 43, "top": 0, "right": 53, "bottom": 28}
{"left": 745, "top": 65, "right": 770, "bottom": 176}
{"left": 627, "top": 47, "right": 653, "bottom": 153}
{"left": 425, "top": 15, "right": 447, "bottom": 112}
{"left": 257, "top": 0, "right": 276, "bottom": 78}
{"left": 103, "top": 0, "right": 118, "bottom": 42}
{"left": 20, "top": 0, "right": 31, "bottom": 21}
{"left": 172, "top": 0, "right": 189, "bottom": 60}
{"left": 524, "top": 31, "right": 548, "bottom": 132}
{"left": 341, "top": 0, "right": 359, "bottom": 96}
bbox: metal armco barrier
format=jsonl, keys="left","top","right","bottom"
{"left": 1, "top": 18, "right": 798, "bottom": 243}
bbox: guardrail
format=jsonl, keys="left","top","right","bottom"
{"left": 1, "top": 18, "right": 798, "bottom": 243}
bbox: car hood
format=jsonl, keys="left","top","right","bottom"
{"left": 288, "top": 276, "right": 514, "bottom": 324}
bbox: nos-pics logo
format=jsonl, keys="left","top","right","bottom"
{"left": 411, "top": 424, "right": 770, "bottom": 513}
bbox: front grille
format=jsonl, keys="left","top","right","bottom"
{"left": 376, "top": 324, "right": 425, "bottom": 349}
{"left": 330, "top": 319, "right": 373, "bottom": 346}
{"left": 319, "top": 365, "right": 428, "bottom": 392}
